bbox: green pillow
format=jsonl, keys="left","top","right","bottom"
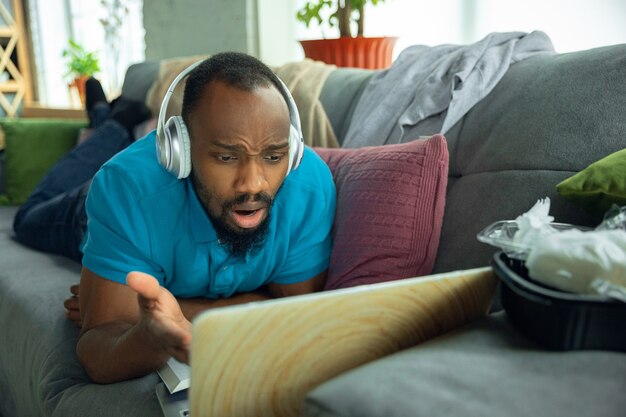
{"left": 0, "top": 119, "right": 87, "bottom": 206}
{"left": 557, "top": 148, "right": 626, "bottom": 218}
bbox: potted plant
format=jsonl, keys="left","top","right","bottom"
{"left": 62, "top": 39, "right": 101, "bottom": 106}
{"left": 296, "top": 0, "right": 397, "bottom": 69}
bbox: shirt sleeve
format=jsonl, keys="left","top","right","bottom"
{"left": 271, "top": 154, "right": 336, "bottom": 285}
{"left": 80, "top": 165, "right": 164, "bottom": 284}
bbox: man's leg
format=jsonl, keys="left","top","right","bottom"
{"left": 12, "top": 120, "right": 132, "bottom": 260}
{"left": 14, "top": 180, "right": 91, "bottom": 261}
{"left": 13, "top": 88, "right": 150, "bottom": 260}
{"left": 86, "top": 77, "right": 110, "bottom": 129}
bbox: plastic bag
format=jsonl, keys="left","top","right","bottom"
{"left": 596, "top": 204, "right": 626, "bottom": 231}
{"left": 525, "top": 228, "right": 626, "bottom": 300}
{"left": 477, "top": 199, "right": 626, "bottom": 301}
{"left": 476, "top": 198, "right": 588, "bottom": 261}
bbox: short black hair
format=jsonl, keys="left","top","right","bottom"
{"left": 181, "top": 52, "right": 289, "bottom": 127}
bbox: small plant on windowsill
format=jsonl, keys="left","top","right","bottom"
{"left": 62, "top": 39, "right": 101, "bottom": 106}
{"left": 295, "top": 0, "right": 397, "bottom": 69}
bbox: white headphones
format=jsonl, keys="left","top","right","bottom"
{"left": 156, "top": 60, "right": 304, "bottom": 179}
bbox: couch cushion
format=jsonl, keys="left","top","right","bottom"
{"left": 556, "top": 148, "right": 626, "bottom": 219}
{"left": 0, "top": 119, "right": 86, "bottom": 206}
{"left": 0, "top": 207, "right": 162, "bottom": 416}
{"left": 303, "top": 312, "right": 626, "bottom": 417}
{"left": 314, "top": 134, "right": 449, "bottom": 290}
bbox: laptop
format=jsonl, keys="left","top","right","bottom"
{"left": 156, "top": 267, "right": 496, "bottom": 417}
{"left": 156, "top": 358, "right": 191, "bottom": 417}
{"left": 156, "top": 380, "right": 189, "bottom": 417}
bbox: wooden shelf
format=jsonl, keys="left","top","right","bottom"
{"left": 0, "top": 27, "right": 14, "bottom": 38}
{"left": 0, "top": 80, "right": 20, "bottom": 92}
{"left": 22, "top": 104, "right": 87, "bottom": 120}
{"left": 0, "top": 0, "right": 33, "bottom": 117}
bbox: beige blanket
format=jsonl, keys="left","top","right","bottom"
{"left": 145, "top": 54, "right": 209, "bottom": 121}
{"left": 273, "top": 59, "right": 338, "bottom": 148}
{"left": 145, "top": 56, "right": 338, "bottom": 148}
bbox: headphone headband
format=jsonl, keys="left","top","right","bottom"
{"left": 156, "top": 60, "right": 203, "bottom": 143}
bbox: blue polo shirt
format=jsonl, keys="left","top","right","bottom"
{"left": 80, "top": 131, "right": 336, "bottom": 299}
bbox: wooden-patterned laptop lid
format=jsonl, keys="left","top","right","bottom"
{"left": 190, "top": 267, "right": 497, "bottom": 417}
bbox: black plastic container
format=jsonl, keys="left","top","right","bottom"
{"left": 491, "top": 251, "right": 626, "bottom": 352}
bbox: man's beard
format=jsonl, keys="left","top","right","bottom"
{"left": 210, "top": 193, "right": 273, "bottom": 259}
{"left": 192, "top": 173, "right": 274, "bottom": 259}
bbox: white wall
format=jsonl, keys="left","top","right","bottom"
{"left": 257, "top": 0, "right": 301, "bottom": 66}
{"left": 143, "top": 0, "right": 258, "bottom": 60}
{"left": 293, "top": 0, "right": 626, "bottom": 62}
{"left": 468, "top": 0, "right": 626, "bottom": 53}
{"left": 143, "top": 0, "right": 301, "bottom": 67}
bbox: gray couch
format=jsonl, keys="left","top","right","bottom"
{"left": 1, "top": 44, "right": 625, "bottom": 416}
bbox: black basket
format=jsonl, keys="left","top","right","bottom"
{"left": 491, "top": 251, "right": 626, "bottom": 352}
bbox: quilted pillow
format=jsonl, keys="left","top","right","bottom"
{"left": 0, "top": 119, "right": 86, "bottom": 205}
{"left": 556, "top": 148, "right": 626, "bottom": 219}
{"left": 314, "top": 134, "right": 449, "bottom": 290}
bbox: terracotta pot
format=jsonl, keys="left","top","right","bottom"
{"left": 299, "top": 36, "right": 398, "bottom": 69}
{"left": 68, "top": 75, "right": 89, "bottom": 107}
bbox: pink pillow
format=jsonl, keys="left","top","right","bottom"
{"left": 314, "top": 134, "right": 449, "bottom": 290}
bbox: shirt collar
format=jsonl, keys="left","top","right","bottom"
{"left": 187, "top": 179, "right": 219, "bottom": 243}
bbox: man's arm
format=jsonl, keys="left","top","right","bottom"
{"left": 75, "top": 268, "right": 326, "bottom": 383}
{"left": 77, "top": 268, "right": 191, "bottom": 384}
{"left": 177, "top": 292, "right": 271, "bottom": 321}
{"left": 176, "top": 270, "right": 327, "bottom": 320}
{"left": 268, "top": 270, "right": 327, "bottom": 297}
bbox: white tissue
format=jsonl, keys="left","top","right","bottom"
{"left": 525, "top": 229, "right": 626, "bottom": 296}
{"left": 513, "top": 197, "right": 555, "bottom": 250}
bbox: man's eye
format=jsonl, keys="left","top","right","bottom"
{"left": 217, "top": 155, "right": 237, "bottom": 162}
{"left": 264, "top": 154, "right": 284, "bottom": 163}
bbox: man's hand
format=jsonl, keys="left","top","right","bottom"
{"left": 76, "top": 268, "right": 192, "bottom": 383}
{"left": 126, "top": 272, "right": 192, "bottom": 364}
{"left": 64, "top": 284, "right": 82, "bottom": 327}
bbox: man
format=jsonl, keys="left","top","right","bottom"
{"left": 25, "top": 52, "right": 336, "bottom": 383}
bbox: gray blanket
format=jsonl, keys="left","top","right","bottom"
{"left": 342, "top": 31, "right": 555, "bottom": 147}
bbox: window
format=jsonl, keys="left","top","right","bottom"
{"left": 27, "top": 0, "right": 144, "bottom": 108}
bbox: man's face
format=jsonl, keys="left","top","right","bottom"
{"left": 188, "top": 80, "right": 290, "bottom": 257}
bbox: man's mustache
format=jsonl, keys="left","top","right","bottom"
{"left": 224, "top": 193, "right": 273, "bottom": 209}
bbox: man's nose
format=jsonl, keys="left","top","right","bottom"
{"left": 235, "top": 159, "right": 267, "bottom": 195}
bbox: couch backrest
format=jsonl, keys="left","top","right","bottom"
{"left": 120, "top": 60, "right": 161, "bottom": 103}
{"left": 437, "top": 44, "right": 626, "bottom": 273}
{"left": 320, "top": 44, "right": 626, "bottom": 277}
{"left": 320, "top": 68, "right": 375, "bottom": 142}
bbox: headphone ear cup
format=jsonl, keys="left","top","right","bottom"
{"left": 286, "top": 124, "right": 302, "bottom": 176}
{"left": 164, "top": 116, "right": 192, "bottom": 179}
{"left": 177, "top": 117, "right": 192, "bottom": 179}
{"left": 156, "top": 60, "right": 202, "bottom": 179}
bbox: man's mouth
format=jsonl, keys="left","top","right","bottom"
{"left": 230, "top": 207, "right": 266, "bottom": 229}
